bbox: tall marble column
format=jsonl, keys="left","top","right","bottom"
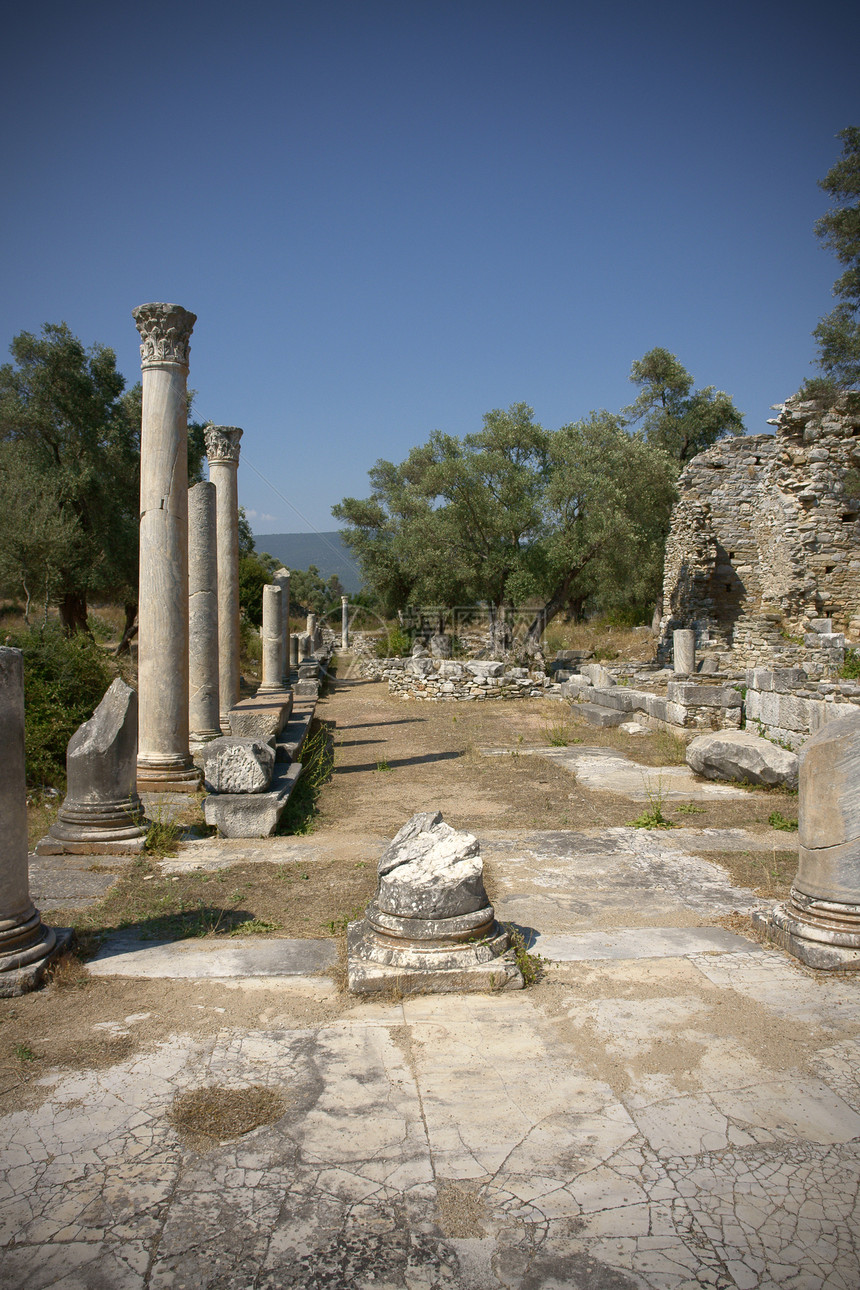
{"left": 341, "top": 596, "right": 349, "bottom": 649}
{"left": 0, "top": 648, "right": 64, "bottom": 995}
{"left": 673, "top": 630, "right": 696, "bottom": 675}
{"left": 273, "top": 568, "right": 291, "bottom": 686}
{"left": 258, "top": 585, "right": 283, "bottom": 695}
{"left": 133, "top": 302, "right": 200, "bottom": 791}
{"left": 188, "top": 481, "right": 221, "bottom": 742}
{"left": 205, "top": 425, "right": 243, "bottom": 733}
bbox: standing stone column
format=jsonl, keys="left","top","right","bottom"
{"left": 258, "top": 585, "right": 284, "bottom": 695}
{"left": 133, "top": 302, "right": 200, "bottom": 791}
{"left": 290, "top": 634, "right": 300, "bottom": 670}
{"left": 763, "top": 711, "right": 860, "bottom": 969}
{"left": 273, "top": 568, "right": 291, "bottom": 686}
{"left": 188, "top": 481, "right": 221, "bottom": 742}
{"left": 673, "top": 629, "right": 696, "bottom": 675}
{"left": 341, "top": 596, "right": 349, "bottom": 649}
{"left": 0, "top": 649, "right": 65, "bottom": 995}
{"left": 205, "top": 425, "right": 243, "bottom": 732}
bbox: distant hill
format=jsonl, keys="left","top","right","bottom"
{"left": 253, "top": 530, "right": 363, "bottom": 594}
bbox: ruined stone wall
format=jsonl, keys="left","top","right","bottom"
{"left": 659, "top": 393, "right": 860, "bottom": 670}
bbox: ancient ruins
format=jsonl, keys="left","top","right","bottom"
{"left": 658, "top": 391, "right": 860, "bottom": 667}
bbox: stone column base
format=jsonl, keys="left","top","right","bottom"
{"left": 753, "top": 903, "right": 860, "bottom": 971}
{"left": 346, "top": 915, "right": 524, "bottom": 995}
{"left": 0, "top": 913, "right": 73, "bottom": 998}
{"left": 37, "top": 797, "right": 147, "bottom": 855}
{"left": 137, "top": 761, "right": 202, "bottom": 794}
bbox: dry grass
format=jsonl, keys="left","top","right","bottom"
{"left": 542, "top": 617, "right": 655, "bottom": 663}
{"left": 169, "top": 1084, "right": 287, "bottom": 1148}
{"left": 700, "top": 848, "right": 798, "bottom": 901}
{"left": 53, "top": 857, "right": 378, "bottom": 946}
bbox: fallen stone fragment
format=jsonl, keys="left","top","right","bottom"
{"left": 348, "top": 811, "right": 523, "bottom": 994}
{"left": 686, "top": 730, "right": 798, "bottom": 789}
{"left": 201, "top": 737, "right": 275, "bottom": 794}
{"left": 580, "top": 663, "right": 615, "bottom": 688}
{"left": 38, "top": 678, "right": 146, "bottom": 855}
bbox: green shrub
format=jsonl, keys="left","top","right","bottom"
{"left": 841, "top": 647, "right": 860, "bottom": 680}
{"left": 374, "top": 627, "right": 411, "bottom": 658}
{"left": 7, "top": 625, "right": 113, "bottom": 789}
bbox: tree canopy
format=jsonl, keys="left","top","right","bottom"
{"left": 812, "top": 126, "right": 860, "bottom": 390}
{"left": 334, "top": 403, "right": 678, "bottom": 640}
{"left": 624, "top": 347, "right": 745, "bottom": 465}
{"left": 0, "top": 323, "right": 139, "bottom": 633}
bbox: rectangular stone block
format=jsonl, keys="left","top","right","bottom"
{"left": 644, "top": 694, "right": 668, "bottom": 721}
{"left": 665, "top": 702, "right": 689, "bottom": 726}
{"left": 667, "top": 682, "right": 741, "bottom": 708}
{"left": 748, "top": 668, "right": 774, "bottom": 692}
{"left": 202, "top": 761, "right": 303, "bottom": 838}
{"left": 572, "top": 703, "right": 627, "bottom": 728}
{"left": 593, "top": 689, "right": 635, "bottom": 712}
{"left": 773, "top": 668, "right": 809, "bottom": 693}
{"left": 228, "top": 692, "right": 293, "bottom": 741}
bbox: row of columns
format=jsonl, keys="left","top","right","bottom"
{"left": 134, "top": 302, "right": 295, "bottom": 790}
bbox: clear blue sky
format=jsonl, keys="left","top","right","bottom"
{"left": 2, "top": 1, "right": 858, "bottom": 536}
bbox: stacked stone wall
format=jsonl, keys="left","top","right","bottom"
{"left": 352, "top": 656, "right": 554, "bottom": 701}
{"left": 659, "top": 393, "right": 860, "bottom": 671}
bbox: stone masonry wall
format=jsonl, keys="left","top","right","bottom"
{"left": 659, "top": 392, "right": 860, "bottom": 671}
{"left": 353, "top": 656, "right": 554, "bottom": 701}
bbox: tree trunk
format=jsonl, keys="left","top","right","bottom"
{"left": 59, "top": 592, "right": 91, "bottom": 637}
{"left": 115, "top": 602, "right": 139, "bottom": 656}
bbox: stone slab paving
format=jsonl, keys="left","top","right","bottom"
{"left": 483, "top": 745, "right": 750, "bottom": 801}
{"left": 1, "top": 979, "right": 859, "bottom": 1288}
{"left": 86, "top": 934, "right": 337, "bottom": 979}
{"left": 8, "top": 824, "right": 860, "bottom": 1287}
{"left": 28, "top": 852, "right": 137, "bottom": 914}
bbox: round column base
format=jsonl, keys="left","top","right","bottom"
{"left": 0, "top": 908, "right": 71, "bottom": 997}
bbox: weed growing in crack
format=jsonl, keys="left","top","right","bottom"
{"left": 628, "top": 776, "right": 676, "bottom": 829}
{"left": 768, "top": 810, "right": 798, "bottom": 832}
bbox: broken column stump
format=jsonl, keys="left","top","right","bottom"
{"left": 756, "top": 711, "right": 860, "bottom": 968}
{"left": 347, "top": 811, "right": 524, "bottom": 994}
{"left": 37, "top": 678, "right": 147, "bottom": 855}
{"left": 0, "top": 648, "right": 70, "bottom": 995}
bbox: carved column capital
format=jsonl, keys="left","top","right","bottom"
{"left": 132, "top": 303, "right": 196, "bottom": 368}
{"left": 204, "top": 425, "right": 243, "bottom": 463}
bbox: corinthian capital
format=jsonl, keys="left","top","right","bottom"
{"left": 132, "top": 303, "right": 196, "bottom": 368}
{"left": 204, "top": 425, "right": 243, "bottom": 463}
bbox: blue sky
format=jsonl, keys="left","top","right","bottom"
{"left": 2, "top": 1, "right": 858, "bottom": 535}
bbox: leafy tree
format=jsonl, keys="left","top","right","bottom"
{"left": 0, "top": 323, "right": 139, "bottom": 635}
{"left": 335, "top": 403, "right": 677, "bottom": 645}
{"left": 289, "top": 565, "right": 345, "bottom": 618}
{"left": 625, "top": 347, "right": 745, "bottom": 466}
{"left": 812, "top": 127, "right": 860, "bottom": 391}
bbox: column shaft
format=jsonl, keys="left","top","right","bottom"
{"left": 274, "top": 568, "right": 291, "bottom": 686}
{"left": 258, "top": 584, "right": 283, "bottom": 694}
{"left": 341, "top": 596, "right": 349, "bottom": 649}
{"left": 205, "top": 426, "right": 243, "bottom": 732}
{"left": 0, "top": 648, "right": 61, "bottom": 994}
{"left": 133, "top": 302, "right": 199, "bottom": 789}
{"left": 188, "top": 481, "right": 221, "bottom": 741}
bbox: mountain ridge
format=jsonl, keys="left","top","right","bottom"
{"left": 253, "top": 530, "right": 363, "bottom": 594}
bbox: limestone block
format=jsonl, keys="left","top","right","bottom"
{"left": 665, "top": 702, "right": 690, "bottom": 726}
{"left": 581, "top": 663, "right": 616, "bottom": 688}
{"left": 745, "top": 690, "right": 762, "bottom": 722}
{"left": 774, "top": 694, "right": 813, "bottom": 733}
{"left": 575, "top": 703, "right": 628, "bottom": 728}
{"left": 437, "top": 661, "right": 464, "bottom": 679}
{"left": 429, "top": 633, "right": 452, "bottom": 658}
{"left": 686, "top": 731, "right": 798, "bottom": 788}
{"left": 228, "top": 692, "right": 293, "bottom": 741}
{"left": 408, "top": 657, "right": 435, "bottom": 676}
{"left": 748, "top": 669, "right": 774, "bottom": 692}
{"left": 644, "top": 694, "right": 668, "bottom": 721}
{"left": 668, "top": 683, "right": 741, "bottom": 708}
{"left": 203, "top": 762, "right": 302, "bottom": 838}
{"left": 201, "top": 737, "right": 275, "bottom": 794}
{"left": 465, "top": 661, "right": 505, "bottom": 678}
{"left": 773, "top": 668, "right": 809, "bottom": 693}
{"left": 593, "top": 689, "right": 635, "bottom": 712}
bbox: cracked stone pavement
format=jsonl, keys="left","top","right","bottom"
{"left": 4, "top": 821, "right": 860, "bottom": 1288}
